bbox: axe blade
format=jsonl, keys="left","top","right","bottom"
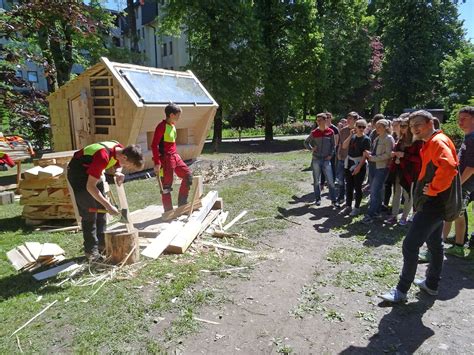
{"left": 120, "top": 208, "right": 130, "bottom": 224}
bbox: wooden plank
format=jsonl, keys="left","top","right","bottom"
{"left": 37, "top": 166, "right": 63, "bottom": 179}
{"left": 33, "top": 261, "right": 79, "bottom": 281}
{"left": 161, "top": 199, "right": 202, "bottom": 222}
{"left": 24, "top": 242, "right": 42, "bottom": 260}
{"left": 23, "top": 166, "right": 43, "bottom": 180}
{"left": 20, "top": 177, "right": 67, "bottom": 190}
{"left": 166, "top": 220, "right": 201, "bottom": 254}
{"left": 0, "top": 183, "right": 18, "bottom": 192}
{"left": 189, "top": 191, "right": 219, "bottom": 224}
{"left": 223, "top": 210, "right": 248, "bottom": 231}
{"left": 6, "top": 249, "right": 29, "bottom": 271}
{"left": 198, "top": 209, "right": 221, "bottom": 234}
{"left": 20, "top": 197, "right": 72, "bottom": 206}
{"left": 17, "top": 245, "right": 36, "bottom": 264}
{"left": 39, "top": 243, "right": 65, "bottom": 257}
{"left": 141, "top": 221, "right": 185, "bottom": 259}
{"left": 114, "top": 179, "right": 134, "bottom": 232}
{"left": 200, "top": 241, "right": 251, "bottom": 254}
{"left": 188, "top": 176, "right": 202, "bottom": 217}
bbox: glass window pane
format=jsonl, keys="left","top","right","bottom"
{"left": 27, "top": 71, "right": 38, "bottom": 82}
{"left": 119, "top": 69, "right": 213, "bottom": 104}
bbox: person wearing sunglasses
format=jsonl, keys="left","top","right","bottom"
{"left": 340, "top": 119, "right": 371, "bottom": 216}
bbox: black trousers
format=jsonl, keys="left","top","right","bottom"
{"left": 67, "top": 159, "right": 107, "bottom": 253}
{"left": 345, "top": 164, "right": 366, "bottom": 208}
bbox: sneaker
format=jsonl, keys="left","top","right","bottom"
{"left": 379, "top": 288, "right": 407, "bottom": 303}
{"left": 361, "top": 215, "right": 373, "bottom": 224}
{"left": 445, "top": 245, "right": 465, "bottom": 258}
{"left": 418, "top": 250, "right": 431, "bottom": 263}
{"left": 413, "top": 279, "right": 438, "bottom": 296}
{"left": 332, "top": 201, "right": 341, "bottom": 209}
{"left": 315, "top": 200, "right": 321, "bottom": 206}
{"left": 385, "top": 216, "right": 397, "bottom": 224}
{"left": 349, "top": 207, "right": 360, "bottom": 217}
{"left": 399, "top": 218, "right": 408, "bottom": 226}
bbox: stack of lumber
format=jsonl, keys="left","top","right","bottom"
{"left": 7, "top": 242, "right": 66, "bottom": 272}
{"left": 34, "top": 151, "right": 74, "bottom": 168}
{"left": 20, "top": 165, "right": 76, "bottom": 221}
{"left": 0, "top": 136, "right": 34, "bottom": 161}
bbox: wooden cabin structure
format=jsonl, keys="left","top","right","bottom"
{"left": 47, "top": 57, "right": 218, "bottom": 169}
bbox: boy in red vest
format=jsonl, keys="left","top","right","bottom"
{"left": 151, "top": 103, "right": 193, "bottom": 212}
{"left": 67, "top": 141, "right": 144, "bottom": 260}
{"left": 0, "top": 151, "right": 15, "bottom": 171}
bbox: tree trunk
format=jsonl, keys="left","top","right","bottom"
{"left": 264, "top": 110, "right": 273, "bottom": 141}
{"left": 105, "top": 229, "right": 139, "bottom": 265}
{"left": 212, "top": 107, "right": 223, "bottom": 152}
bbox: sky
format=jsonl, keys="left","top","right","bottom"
{"left": 101, "top": 0, "right": 474, "bottom": 42}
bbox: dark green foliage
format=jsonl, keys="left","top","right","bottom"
{"left": 376, "top": 1, "right": 464, "bottom": 113}
{"left": 440, "top": 42, "right": 474, "bottom": 112}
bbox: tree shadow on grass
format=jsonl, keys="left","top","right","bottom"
{"left": 341, "top": 259, "right": 474, "bottom": 354}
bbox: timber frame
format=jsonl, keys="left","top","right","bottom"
{"left": 48, "top": 57, "right": 218, "bottom": 169}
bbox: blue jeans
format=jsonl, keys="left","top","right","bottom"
{"left": 397, "top": 210, "right": 444, "bottom": 293}
{"left": 336, "top": 159, "right": 345, "bottom": 202}
{"left": 367, "top": 167, "right": 389, "bottom": 216}
{"left": 312, "top": 158, "right": 336, "bottom": 202}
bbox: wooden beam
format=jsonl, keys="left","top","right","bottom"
{"left": 161, "top": 199, "right": 202, "bottom": 221}
{"left": 141, "top": 221, "right": 184, "bottom": 259}
{"left": 114, "top": 179, "right": 134, "bottom": 232}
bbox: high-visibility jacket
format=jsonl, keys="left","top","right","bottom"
{"left": 72, "top": 140, "right": 122, "bottom": 179}
{"left": 151, "top": 120, "right": 177, "bottom": 165}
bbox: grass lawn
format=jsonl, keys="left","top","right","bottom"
{"left": 0, "top": 139, "right": 473, "bottom": 352}
{"left": 0, "top": 142, "right": 308, "bottom": 352}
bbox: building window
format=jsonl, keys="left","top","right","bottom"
{"left": 169, "top": 41, "right": 173, "bottom": 55}
{"left": 163, "top": 43, "right": 167, "bottom": 56}
{"left": 142, "top": 28, "right": 145, "bottom": 39}
{"left": 15, "top": 69, "right": 22, "bottom": 78}
{"left": 27, "top": 71, "right": 38, "bottom": 82}
{"left": 112, "top": 37, "right": 121, "bottom": 47}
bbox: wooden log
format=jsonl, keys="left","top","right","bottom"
{"left": 105, "top": 229, "right": 139, "bottom": 265}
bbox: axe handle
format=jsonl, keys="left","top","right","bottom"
{"left": 156, "top": 175, "right": 164, "bottom": 194}
{"left": 89, "top": 208, "right": 108, "bottom": 214}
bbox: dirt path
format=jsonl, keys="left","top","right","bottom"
{"left": 157, "top": 182, "right": 474, "bottom": 353}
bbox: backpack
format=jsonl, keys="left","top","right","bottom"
{"left": 442, "top": 172, "right": 462, "bottom": 222}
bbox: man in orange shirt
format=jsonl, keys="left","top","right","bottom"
{"left": 151, "top": 103, "right": 193, "bottom": 212}
{"left": 381, "top": 110, "right": 458, "bottom": 303}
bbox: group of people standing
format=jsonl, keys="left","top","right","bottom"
{"left": 305, "top": 107, "right": 474, "bottom": 303}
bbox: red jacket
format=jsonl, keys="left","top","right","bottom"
{"left": 151, "top": 120, "right": 178, "bottom": 165}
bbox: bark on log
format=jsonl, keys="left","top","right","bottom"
{"left": 105, "top": 229, "right": 139, "bottom": 265}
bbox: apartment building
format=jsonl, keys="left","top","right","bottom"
{"left": 118, "top": 0, "right": 189, "bottom": 70}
